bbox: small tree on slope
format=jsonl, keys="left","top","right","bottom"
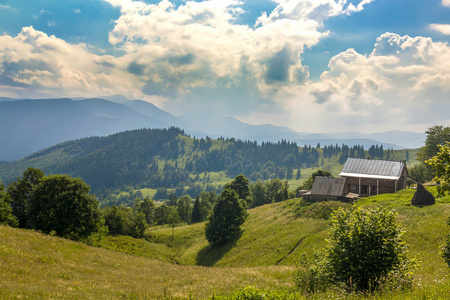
{"left": 205, "top": 188, "right": 247, "bottom": 248}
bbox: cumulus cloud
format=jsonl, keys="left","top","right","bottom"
{"left": 97, "top": 0, "right": 374, "bottom": 115}
{"left": 430, "top": 24, "right": 450, "bottom": 35}
{"left": 442, "top": 0, "right": 450, "bottom": 7}
{"left": 288, "top": 32, "right": 450, "bottom": 132}
{"left": 0, "top": 26, "right": 143, "bottom": 99}
{"left": 7, "top": 0, "right": 445, "bottom": 133}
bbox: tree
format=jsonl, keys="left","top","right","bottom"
{"left": 191, "top": 195, "right": 202, "bottom": 223}
{"left": 137, "top": 197, "right": 156, "bottom": 226}
{"left": 296, "top": 168, "right": 301, "bottom": 180}
{"left": 302, "top": 170, "right": 332, "bottom": 190}
{"left": 28, "top": 175, "right": 102, "bottom": 241}
{"left": 224, "top": 175, "right": 251, "bottom": 206}
{"left": 131, "top": 212, "right": 149, "bottom": 238}
{"left": 103, "top": 205, "right": 133, "bottom": 235}
{"left": 416, "top": 126, "right": 450, "bottom": 182}
{"left": 177, "top": 195, "right": 192, "bottom": 223}
{"left": 167, "top": 208, "right": 181, "bottom": 239}
{"left": 205, "top": 188, "right": 248, "bottom": 248}
{"left": 250, "top": 181, "right": 267, "bottom": 207}
{"left": 7, "top": 167, "right": 44, "bottom": 228}
{"left": 0, "top": 182, "right": 18, "bottom": 227}
{"left": 298, "top": 207, "right": 413, "bottom": 292}
{"left": 417, "top": 126, "right": 450, "bottom": 162}
{"left": 426, "top": 142, "right": 450, "bottom": 196}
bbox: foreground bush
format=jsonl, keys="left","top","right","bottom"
{"left": 211, "top": 287, "right": 299, "bottom": 300}
{"left": 296, "top": 207, "right": 415, "bottom": 293}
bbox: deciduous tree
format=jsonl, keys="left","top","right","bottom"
{"left": 426, "top": 142, "right": 450, "bottom": 196}
{"left": 28, "top": 175, "right": 102, "bottom": 241}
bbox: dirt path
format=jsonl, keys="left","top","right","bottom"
{"left": 276, "top": 238, "right": 304, "bottom": 265}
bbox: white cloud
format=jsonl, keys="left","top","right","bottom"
{"left": 276, "top": 32, "right": 450, "bottom": 132}
{"left": 0, "top": 4, "right": 18, "bottom": 12}
{"left": 74, "top": 8, "right": 81, "bottom": 14}
{"left": 0, "top": 26, "right": 146, "bottom": 100}
{"left": 429, "top": 23, "right": 450, "bottom": 35}
{"left": 442, "top": 0, "right": 450, "bottom": 7}
{"left": 100, "top": 0, "right": 376, "bottom": 115}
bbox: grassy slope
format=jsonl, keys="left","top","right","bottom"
{"left": 0, "top": 226, "right": 294, "bottom": 299}
{"left": 3, "top": 185, "right": 450, "bottom": 299}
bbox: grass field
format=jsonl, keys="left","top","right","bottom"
{"left": 2, "top": 185, "right": 450, "bottom": 299}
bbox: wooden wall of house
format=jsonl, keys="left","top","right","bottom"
{"left": 342, "top": 176, "right": 401, "bottom": 195}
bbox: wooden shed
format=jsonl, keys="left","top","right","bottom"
{"left": 304, "top": 176, "right": 349, "bottom": 202}
{"left": 339, "top": 158, "right": 408, "bottom": 196}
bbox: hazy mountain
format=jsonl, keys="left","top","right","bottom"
{"left": 0, "top": 98, "right": 168, "bottom": 161}
{"left": 0, "top": 96, "right": 424, "bottom": 161}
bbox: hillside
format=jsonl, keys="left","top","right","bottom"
{"left": 0, "top": 128, "right": 418, "bottom": 205}
{"left": 0, "top": 128, "right": 323, "bottom": 196}
{"left": 2, "top": 187, "right": 450, "bottom": 299}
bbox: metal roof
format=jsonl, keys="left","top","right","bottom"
{"left": 339, "top": 158, "right": 405, "bottom": 180}
{"left": 311, "top": 177, "right": 346, "bottom": 196}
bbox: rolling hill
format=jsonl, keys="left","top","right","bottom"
{"left": 1, "top": 187, "right": 450, "bottom": 299}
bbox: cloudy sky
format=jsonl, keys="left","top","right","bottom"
{"left": 1, "top": 0, "right": 449, "bottom": 133}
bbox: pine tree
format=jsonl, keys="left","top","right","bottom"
{"left": 205, "top": 188, "right": 247, "bottom": 247}
{"left": 191, "top": 196, "right": 202, "bottom": 223}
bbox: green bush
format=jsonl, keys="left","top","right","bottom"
{"left": 296, "top": 207, "right": 415, "bottom": 293}
{"left": 442, "top": 218, "right": 450, "bottom": 267}
{"left": 211, "top": 287, "right": 299, "bottom": 300}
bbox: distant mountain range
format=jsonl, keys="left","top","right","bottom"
{"left": 0, "top": 96, "right": 425, "bottom": 161}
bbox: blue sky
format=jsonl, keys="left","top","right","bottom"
{"left": 0, "top": 0, "right": 449, "bottom": 133}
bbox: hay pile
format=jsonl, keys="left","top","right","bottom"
{"left": 411, "top": 183, "right": 435, "bottom": 206}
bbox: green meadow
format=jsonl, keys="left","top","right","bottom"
{"left": 2, "top": 186, "right": 450, "bottom": 299}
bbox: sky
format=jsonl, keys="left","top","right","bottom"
{"left": 0, "top": 0, "right": 449, "bottom": 133}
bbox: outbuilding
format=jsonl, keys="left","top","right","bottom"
{"left": 304, "top": 176, "right": 349, "bottom": 202}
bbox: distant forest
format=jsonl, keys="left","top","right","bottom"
{"left": 1, "top": 127, "right": 403, "bottom": 204}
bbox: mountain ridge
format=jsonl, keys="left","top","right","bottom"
{"left": 0, "top": 96, "right": 424, "bottom": 161}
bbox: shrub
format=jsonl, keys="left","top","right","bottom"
{"left": 442, "top": 218, "right": 450, "bottom": 267}
{"left": 296, "top": 207, "right": 415, "bottom": 293}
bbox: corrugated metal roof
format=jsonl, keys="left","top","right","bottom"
{"left": 311, "top": 177, "right": 346, "bottom": 196}
{"left": 339, "top": 158, "right": 405, "bottom": 180}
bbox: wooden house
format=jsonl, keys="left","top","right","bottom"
{"left": 339, "top": 158, "right": 408, "bottom": 196}
{"left": 304, "top": 176, "right": 349, "bottom": 202}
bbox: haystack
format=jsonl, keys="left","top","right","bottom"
{"left": 411, "top": 183, "right": 435, "bottom": 206}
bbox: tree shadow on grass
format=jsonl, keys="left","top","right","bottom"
{"left": 196, "top": 231, "right": 243, "bottom": 266}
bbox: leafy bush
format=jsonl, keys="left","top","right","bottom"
{"left": 296, "top": 207, "right": 415, "bottom": 293}
{"left": 442, "top": 218, "right": 450, "bottom": 267}
{"left": 210, "top": 287, "right": 299, "bottom": 300}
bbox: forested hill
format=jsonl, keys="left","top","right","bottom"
{"left": 0, "top": 127, "right": 322, "bottom": 195}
